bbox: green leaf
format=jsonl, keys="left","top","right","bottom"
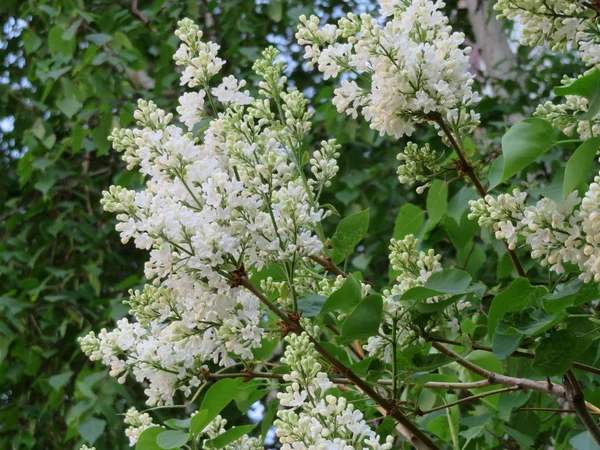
{"left": 22, "top": 31, "right": 42, "bottom": 54}
{"left": 261, "top": 399, "right": 279, "bottom": 440}
{"left": 191, "top": 378, "right": 242, "bottom": 435}
{"left": 48, "top": 26, "right": 75, "bottom": 56}
{"left": 392, "top": 203, "right": 425, "bottom": 240}
{"left": 487, "top": 277, "right": 548, "bottom": 338}
{"left": 63, "top": 19, "right": 83, "bottom": 40}
{"left": 544, "top": 279, "right": 599, "bottom": 314}
{"left": 555, "top": 69, "right": 600, "bottom": 120}
{"left": 424, "top": 269, "right": 472, "bottom": 294}
{"left": 34, "top": 176, "right": 56, "bottom": 195}
{"left": 331, "top": 209, "right": 370, "bottom": 263}
{"left": 297, "top": 294, "right": 327, "bottom": 317}
{"left": 488, "top": 155, "right": 504, "bottom": 189}
{"left": 321, "top": 274, "right": 362, "bottom": 315}
{"left": 56, "top": 98, "right": 83, "bottom": 119}
{"left": 492, "top": 331, "right": 522, "bottom": 360}
{"left": 48, "top": 371, "right": 73, "bottom": 391}
{"left": 164, "top": 419, "right": 190, "bottom": 430}
{"left": 501, "top": 118, "right": 555, "bottom": 182}
{"left": 205, "top": 424, "right": 256, "bottom": 448}
{"left": 189, "top": 410, "right": 208, "bottom": 436}
{"left": 156, "top": 430, "right": 189, "bottom": 449}
{"left": 136, "top": 427, "right": 163, "bottom": 450}
{"left": 563, "top": 137, "right": 600, "bottom": 198}
{"left": 340, "top": 294, "right": 382, "bottom": 342}
{"left": 532, "top": 330, "right": 579, "bottom": 376}
{"left": 266, "top": 1, "right": 283, "bottom": 22}
{"left": 411, "top": 353, "right": 454, "bottom": 371}
{"left": 78, "top": 418, "right": 105, "bottom": 445}
{"left": 570, "top": 431, "right": 600, "bottom": 450}
{"left": 88, "top": 33, "right": 113, "bottom": 46}
{"left": 496, "top": 307, "right": 563, "bottom": 336}
{"left": 426, "top": 179, "right": 448, "bottom": 225}
{"left": 401, "top": 269, "right": 473, "bottom": 300}
{"left": 505, "top": 426, "right": 534, "bottom": 449}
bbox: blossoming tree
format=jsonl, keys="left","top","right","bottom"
{"left": 80, "top": 0, "right": 600, "bottom": 448}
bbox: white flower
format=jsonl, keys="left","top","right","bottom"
{"left": 211, "top": 75, "right": 253, "bottom": 105}
{"left": 275, "top": 333, "right": 393, "bottom": 450}
{"left": 296, "top": 0, "right": 481, "bottom": 138}
{"left": 177, "top": 91, "right": 206, "bottom": 130}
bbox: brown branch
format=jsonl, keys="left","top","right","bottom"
{"left": 422, "top": 380, "right": 492, "bottom": 390}
{"left": 131, "top": 0, "right": 149, "bottom": 24}
{"left": 431, "top": 342, "right": 567, "bottom": 397}
{"left": 239, "top": 275, "right": 440, "bottom": 450}
{"left": 520, "top": 407, "right": 600, "bottom": 416}
{"left": 418, "top": 386, "right": 520, "bottom": 415}
{"left": 310, "top": 255, "right": 348, "bottom": 277}
{"left": 432, "top": 115, "right": 526, "bottom": 277}
{"left": 426, "top": 336, "right": 600, "bottom": 377}
{"left": 564, "top": 370, "right": 600, "bottom": 445}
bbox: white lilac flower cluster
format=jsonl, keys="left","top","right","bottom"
{"left": 295, "top": 0, "right": 481, "bottom": 139}
{"left": 124, "top": 407, "right": 157, "bottom": 446}
{"left": 275, "top": 332, "right": 394, "bottom": 450}
{"left": 494, "top": 1, "right": 599, "bottom": 63}
{"left": 80, "top": 19, "right": 339, "bottom": 407}
{"left": 364, "top": 235, "right": 469, "bottom": 361}
{"left": 469, "top": 186, "right": 600, "bottom": 282}
{"left": 396, "top": 141, "right": 444, "bottom": 193}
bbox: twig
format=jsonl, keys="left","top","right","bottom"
{"left": 564, "top": 370, "right": 600, "bottom": 445}
{"left": 239, "top": 275, "right": 440, "bottom": 450}
{"left": 422, "top": 380, "right": 492, "bottom": 389}
{"left": 426, "top": 336, "right": 600, "bottom": 377}
{"left": 418, "top": 386, "right": 520, "bottom": 415}
{"left": 519, "top": 407, "right": 600, "bottom": 416}
{"left": 310, "top": 255, "right": 348, "bottom": 277}
{"left": 131, "top": 0, "right": 149, "bottom": 24}
{"left": 431, "top": 342, "right": 567, "bottom": 397}
{"left": 431, "top": 115, "right": 525, "bottom": 277}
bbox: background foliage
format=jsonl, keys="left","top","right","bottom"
{"left": 0, "top": 0, "right": 595, "bottom": 449}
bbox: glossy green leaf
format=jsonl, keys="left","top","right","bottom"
{"left": 532, "top": 330, "right": 579, "bottom": 376}
{"left": 156, "top": 430, "right": 189, "bottom": 449}
{"left": 563, "top": 137, "right": 600, "bottom": 197}
{"left": 48, "top": 371, "right": 73, "bottom": 391}
{"left": 487, "top": 277, "right": 548, "bottom": 338}
{"left": 297, "top": 294, "right": 327, "bottom": 317}
{"left": 544, "top": 280, "right": 599, "bottom": 315}
{"left": 340, "top": 294, "right": 382, "bottom": 342}
{"left": 261, "top": 399, "right": 279, "bottom": 440}
{"left": 501, "top": 118, "right": 555, "bottom": 182}
{"left": 136, "top": 427, "right": 163, "bottom": 450}
{"left": 401, "top": 269, "right": 473, "bottom": 300}
{"left": 267, "top": 1, "right": 283, "bottom": 22}
{"left": 426, "top": 179, "right": 448, "bottom": 225}
{"left": 492, "top": 331, "right": 522, "bottom": 360}
{"left": 56, "top": 98, "right": 83, "bottom": 119}
{"left": 191, "top": 379, "right": 242, "bottom": 435}
{"left": 78, "top": 418, "right": 105, "bottom": 445}
{"left": 164, "top": 419, "right": 190, "bottom": 430}
{"left": 331, "top": 209, "right": 369, "bottom": 263}
{"left": 321, "top": 274, "right": 362, "bottom": 314}
{"left": 555, "top": 69, "right": 600, "bottom": 120}
{"left": 392, "top": 203, "right": 425, "bottom": 240}
{"left": 88, "top": 33, "right": 113, "bottom": 46}
{"left": 205, "top": 424, "right": 257, "bottom": 448}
